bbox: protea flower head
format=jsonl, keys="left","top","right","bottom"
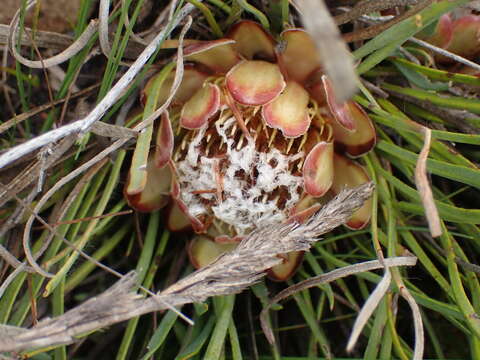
{"left": 124, "top": 20, "right": 376, "bottom": 280}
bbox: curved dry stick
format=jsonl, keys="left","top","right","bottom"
{"left": 391, "top": 268, "right": 425, "bottom": 359}
{"left": 0, "top": 184, "right": 376, "bottom": 353}
{"left": 20, "top": 141, "right": 125, "bottom": 278}
{"left": 415, "top": 127, "right": 442, "bottom": 237}
{"left": 0, "top": 266, "right": 27, "bottom": 299}
{"left": 0, "top": 186, "right": 38, "bottom": 273}
{"left": 8, "top": 0, "right": 99, "bottom": 69}
{"left": 20, "top": 15, "right": 191, "bottom": 277}
{"left": 260, "top": 256, "right": 418, "bottom": 345}
{"left": 137, "top": 3, "right": 173, "bottom": 41}
{"left": 409, "top": 37, "right": 480, "bottom": 73}
{"left": 0, "top": 24, "right": 72, "bottom": 50}
{"left": 0, "top": 3, "right": 195, "bottom": 170}
{"left": 22, "top": 158, "right": 108, "bottom": 278}
{"left": 99, "top": 0, "right": 112, "bottom": 57}
{"left": 99, "top": 0, "right": 145, "bottom": 65}
{"left": 0, "top": 83, "right": 100, "bottom": 135}
{"left": 347, "top": 269, "right": 392, "bottom": 351}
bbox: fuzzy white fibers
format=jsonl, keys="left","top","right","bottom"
{"left": 176, "top": 118, "right": 303, "bottom": 235}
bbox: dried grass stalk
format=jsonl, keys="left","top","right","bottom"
{"left": 415, "top": 127, "right": 442, "bottom": 237}
{"left": 0, "top": 183, "right": 375, "bottom": 353}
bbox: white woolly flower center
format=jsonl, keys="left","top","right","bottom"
{"left": 176, "top": 118, "right": 304, "bottom": 235}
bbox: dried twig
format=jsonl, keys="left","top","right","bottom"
{"left": 343, "top": 0, "right": 434, "bottom": 42}
{"left": 334, "top": 0, "right": 420, "bottom": 26}
{"left": 0, "top": 24, "right": 72, "bottom": 50}
{"left": 0, "top": 24, "right": 144, "bottom": 59}
{"left": 408, "top": 37, "right": 480, "bottom": 73}
{"left": 347, "top": 269, "right": 392, "bottom": 351}
{"left": 23, "top": 158, "right": 109, "bottom": 278}
{"left": 44, "top": 210, "right": 133, "bottom": 228}
{"left": 0, "top": 183, "right": 375, "bottom": 353}
{"left": 90, "top": 122, "right": 138, "bottom": 140}
{"left": 99, "top": 0, "right": 112, "bottom": 57}
{"left": 121, "top": 0, "right": 151, "bottom": 46}
{"left": 391, "top": 268, "right": 425, "bottom": 360}
{"left": 260, "top": 256, "right": 417, "bottom": 345}
{"left": 8, "top": 0, "right": 99, "bottom": 69}
{"left": 0, "top": 136, "right": 77, "bottom": 208}
{"left": 0, "top": 3, "right": 195, "bottom": 170}
{"left": 0, "top": 83, "right": 100, "bottom": 135}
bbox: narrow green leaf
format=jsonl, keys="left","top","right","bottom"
{"left": 126, "top": 63, "right": 174, "bottom": 195}
{"left": 176, "top": 316, "right": 216, "bottom": 360}
{"left": 375, "top": 165, "right": 480, "bottom": 224}
{"left": 377, "top": 140, "right": 480, "bottom": 190}
{"left": 363, "top": 298, "right": 388, "bottom": 359}
{"left": 441, "top": 227, "right": 480, "bottom": 338}
{"left": 64, "top": 223, "right": 130, "bottom": 293}
{"left": 393, "top": 59, "right": 449, "bottom": 91}
{"left": 44, "top": 151, "right": 126, "bottom": 296}
{"left": 116, "top": 213, "right": 162, "bottom": 360}
{"left": 235, "top": 0, "right": 269, "bottom": 29}
{"left": 304, "top": 253, "right": 335, "bottom": 310}
{"left": 391, "top": 57, "right": 480, "bottom": 87}
{"left": 204, "top": 295, "right": 236, "bottom": 360}
{"left": 228, "top": 321, "right": 242, "bottom": 360}
{"left": 382, "top": 83, "right": 480, "bottom": 114}
{"left": 141, "top": 310, "right": 179, "bottom": 360}
{"left": 353, "top": 0, "right": 470, "bottom": 61}
{"left": 187, "top": 0, "right": 223, "bottom": 37}
{"left": 292, "top": 291, "right": 331, "bottom": 358}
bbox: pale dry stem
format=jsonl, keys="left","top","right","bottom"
{"left": 0, "top": 2, "right": 195, "bottom": 169}
{"left": 334, "top": 0, "right": 421, "bottom": 26}
{"left": 415, "top": 127, "right": 442, "bottom": 238}
{"left": 0, "top": 183, "right": 376, "bottom": 353}
{"left": 409, "top": 37, "right": 480, "bottom": 73}
{"left": 8, "top": 0, "right": 99, "bottom": 69}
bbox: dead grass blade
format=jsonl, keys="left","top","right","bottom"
{"left": 347, "top": 270, "right": 392, "bottom": 351}
{"left": 99, "top": 0, "right": 112, "bottom": 57}
{"left": 0, "top": 135, "right": 76, "bottom": 208}
{"left": 0, "top": 3, "right": 195, "bottom": 170}
{"left": 260, "top": 256, "right": 417, "bottom": 345}
{"left": 392, "top": 270, "right": 425, "bottom": 360}
{"left": 90, "top": 122, "right": 138, "bottom": 139}
{"left": 8, "top": 0, "right": 99, "bottom": 69}
{"left": 0, "top": 183, "right": 374, "bottom": 353}
{"left": 0, "top": 24, "right": 72, "bottom": 50}
{"left": 415, "top": 127, "right": 442, "bottom": 237}
{"left": 22, "top": 158, "right": 108, "bottom": 278}
{"left": 0, "top": 83, "right": 100, "bottom": 135}
{"left": 409, "top": 37, "right": 480, "bottom": 73}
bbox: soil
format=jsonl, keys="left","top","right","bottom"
{"left": 1, "top": 0, "right": 82, "bottom": 33}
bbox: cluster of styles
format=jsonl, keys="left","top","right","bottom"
{"left": 124, "top": 20, "right": 377, "bottom": 280}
